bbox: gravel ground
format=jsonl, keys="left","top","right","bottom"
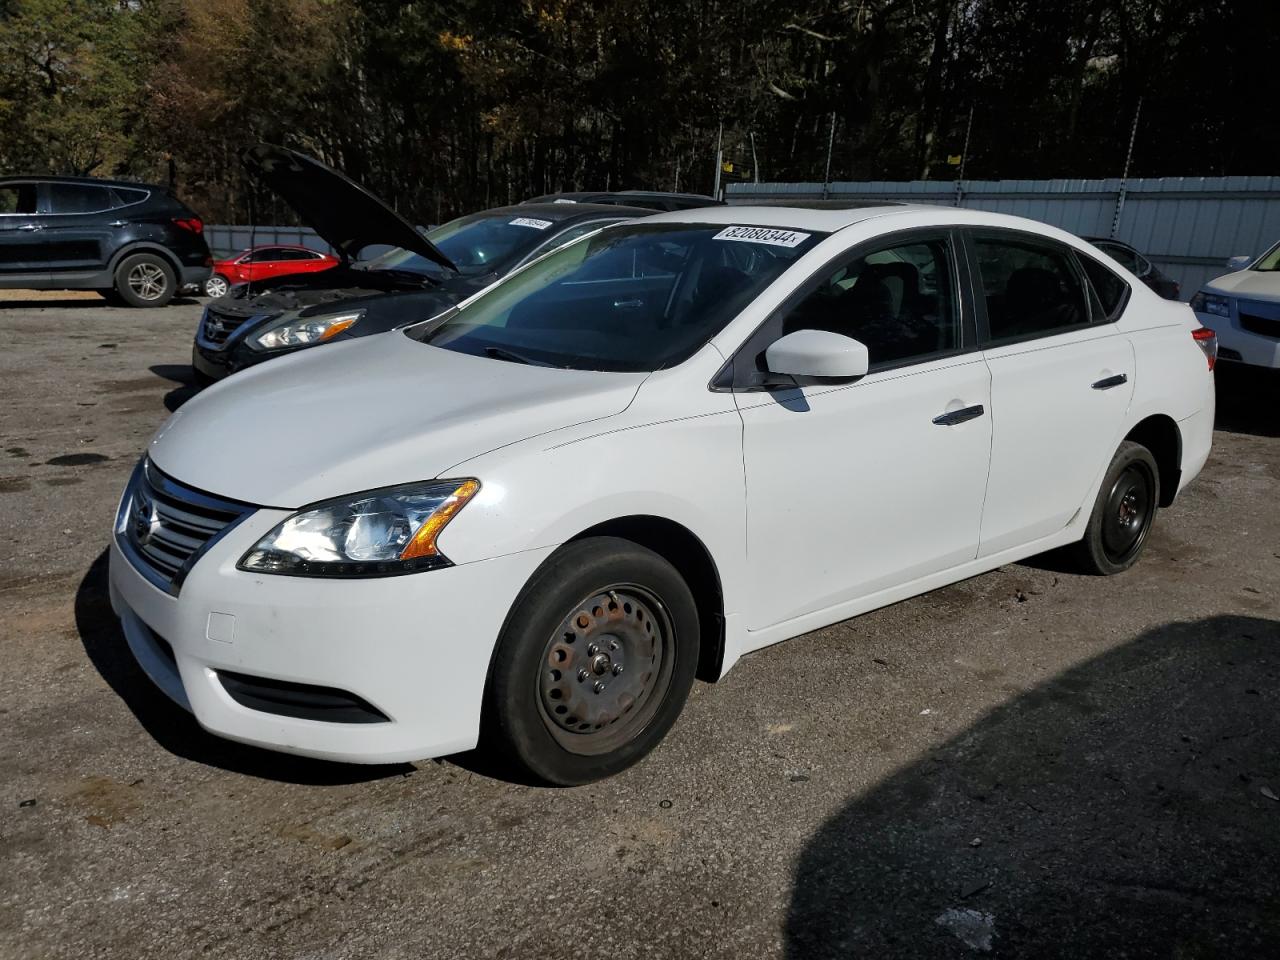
{"left": 1, "top": 295, "right": 1278, "bottom": 959}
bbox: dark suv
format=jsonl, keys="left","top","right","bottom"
{"left": 0, "top": 176, "right": 211, "bottom": 307}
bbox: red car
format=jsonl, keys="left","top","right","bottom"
{"left": 204, "top": 244, "right": 338, "bottom": 298}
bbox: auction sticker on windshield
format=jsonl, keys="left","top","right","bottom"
{"left": 713, "top": 226, "right": 811, "bottom": 247}
{"left": 510, "top": 217, "right": 554, "bottom": 230}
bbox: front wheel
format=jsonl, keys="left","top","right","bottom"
{"left": 204, "top": 273, "right": 230, "bottom": 299}
{"left": 1070, "top": 440, "right": 1160, "bottom": 575}
{"left": 484, "top": 537, "right": 699, "bottom": 785}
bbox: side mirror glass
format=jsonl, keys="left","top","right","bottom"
{"left": 1226, "top": 255, "right": 1252, "bottom": 271}
{"left": 765, "top": 329, "right": 870, "bottom": 382}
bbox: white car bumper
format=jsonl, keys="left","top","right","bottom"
{"left": 108, "top": 512, "right": 553, "bottom": 765}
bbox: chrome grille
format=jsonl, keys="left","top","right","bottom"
{"left": 118, "top": 459, "right": 254, "bottom": 594}
{"left": 201, "top": 306, "right": 252, "bottom": 345}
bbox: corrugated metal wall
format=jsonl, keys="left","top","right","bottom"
{"left": 205, "top": 225, "right": 332, "bottom": 258}
{"left": 726, "top": 178, "right": 1280, "bottom": 300}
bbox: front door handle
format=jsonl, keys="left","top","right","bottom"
{"left": 1091, "top": 373, "right": 1128, "bottom": 390}
{"left": 18, "top": 223, "right": 42, "bottom": 232}
{"left": 613, "top": 299, "right": 644, "bottom": 309}
{"left": 109, "top": 220, "right": 128, "bottom": 228}
{"left": 933, "top": 404, "right": 985, "bottom": 426}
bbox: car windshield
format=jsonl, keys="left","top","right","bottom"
{"left": 411, "top": 222, "right": 826, "bottom": 372}
{"left": 362, "top": 212, "right": 572, "bottom": 279}
{"left": 1252, "top": 242, "right": 1280, "bottom": 272}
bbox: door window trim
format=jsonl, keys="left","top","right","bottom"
{"left": 713, "top": 226, "right": 977, "bottom": 391}
{"left": 961, "top": 226, "right": 1114, "bottom": 349}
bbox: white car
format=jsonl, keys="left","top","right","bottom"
{"left": 108, "top": 205, "right": 1217, "bottom": 784}
{"left": 1190, "top": 240, "right": 1280, "bottom": 368}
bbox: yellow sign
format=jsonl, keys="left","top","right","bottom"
{"left": 947, "top": 154, "right": 963, "bottom": 166}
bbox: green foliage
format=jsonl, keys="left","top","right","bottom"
{"left": 1, "top": 0, "right": 1277, "bottom": 221}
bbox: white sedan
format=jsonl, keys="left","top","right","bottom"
{"left": 1191, "top": 240, "right": 1280, "bottom": 368}
{"left": 108, "top": 204, "right": 1217, "bottom": 784}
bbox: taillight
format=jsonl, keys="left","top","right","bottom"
{"left": 172, "top": 217, "right": 203, "bottom": 234}
{"left": 1192, "top": 326, "right": 1217, "bottom": 371}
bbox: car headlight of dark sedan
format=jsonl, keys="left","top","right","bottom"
{"left": 251, "top": 309, "right": 365, "bottom": 350}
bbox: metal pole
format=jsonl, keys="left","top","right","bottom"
{"left": 954, "top": 105, "right": 973, "bottom": 207}
{"left": 1111, "top": 96, "right": 1143, "bottom": 238}
{"left": 822, "top": 112, "right": 836, "bottom": 200}
{"left": 713, "top": 123, "right": 723, "bottom": 199}
{"left": 750, "top": 132, "right": 759, "bottom": 183}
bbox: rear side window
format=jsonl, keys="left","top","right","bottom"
{"left": 973, "top": 236, "right": 1089, "bottom": 342}
{"left": 110, "top": 186, "right": 148, "bottom": 206}
{"left": 48, "top": 183, "right": 115, "bottom": 214}
{"left": 0, "top": 183, "right": 37, "bottom": 214}
{"left": 1077, "top": 254, "right": 1129, "bottom": 321}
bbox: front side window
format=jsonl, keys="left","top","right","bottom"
{"left": 47, "top": 183, "right": 113, "bottom": 214}
{"left": 414, "top": 222, "right": 825, "bottom": 372}
{"left": 974, "top": 236, "right": 1089, "bottom": 342}
{"left": 247, "top": 247, "right": 285, "bottom": 263}
{"left": 778, "top": 236, "right": 960, "bottom": 369}
{"left": 0, "top": 184, "right": 38, "bottom": 214}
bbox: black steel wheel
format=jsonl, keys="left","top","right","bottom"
{"left": 485, "top": 537, "right": 699, "bottom": 785}
{"left": 1071, "top": 441, "right": 1161, "bottom": 575}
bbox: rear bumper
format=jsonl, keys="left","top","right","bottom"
{"left": 108, "top": 512, "right": 554, "bottom": 764}
{"left": 1176, "top": 394, "right": 1214, "bottom": 497}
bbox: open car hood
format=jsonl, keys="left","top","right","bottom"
{"left": 240, "top": 144, "right": 456, "bottom": 272}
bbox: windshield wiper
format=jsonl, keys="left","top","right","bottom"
{"left": 484, "top": 345, "right": 553, "bottom": 367}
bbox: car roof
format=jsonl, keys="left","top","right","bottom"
{"left": 0, "top": 174, "right": 166, "bottom": 192}
{"left": 475, "top": 201, "right": 658, "bottom": 220}
{"left": 633, "top": 203, "right": 1107, "bottom": 246}
{"left": 525, "top": 191, "right": 721, "bottom": 209}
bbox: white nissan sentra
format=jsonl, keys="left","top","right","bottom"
{"left": 108, "top": 204, "right": 1217, "bottom": 784}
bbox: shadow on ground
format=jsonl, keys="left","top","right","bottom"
{"left": 148, "top": 363, "right": 199, "bottom": 412}
{"left": 0, "top": 296, "right": 202, "bottom": 311}
{"left": 76, "top": 550, "right": 413, "bottom": 785}
{"left": 1216, "top": 364, "right": 1280, "bottom": 438}
{"left": 787, "top": 614, "right": 1280, "bottom": 958}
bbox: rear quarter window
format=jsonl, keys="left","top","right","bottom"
{"left": 1076, "top": 253, "right": 1130, "bottom": 322}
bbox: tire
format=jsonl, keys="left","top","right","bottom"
{"left": 1070, "top": 440, "right": 1160, "bottom": 575}
{"left": 484, "top": 536, "right": 700, "bottom": 785}
{"left": 114, "top": 253, "right": 177, "bottom": 307}
{"left": 204, "top": 273, "right": 230, "bottom": 299}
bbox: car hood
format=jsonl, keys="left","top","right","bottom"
{"left": 1205, "top": 270, "right": 1280, "bottom": 300}
{"left": 149, "top": 333, "right": 646, "bottom": 507}
{"left": 240, "top": 144, "right": 457, "bottom": 272}
{"left": 213, "top": 265, "right": 475, "bottom": 321}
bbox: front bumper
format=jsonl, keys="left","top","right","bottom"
{"left": 108, "top": 504, "right": 554, "bottom": 764}
{"left": 1197, "top": 306, "right": 1280, "bottom": 369}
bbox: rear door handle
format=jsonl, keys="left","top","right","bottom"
{"left": 613, "top": 299, "right": 644, "bottom": 309}
{"left": 932, "top": 404, "right": 985, "bottom": 426}
{"left": 1091, "top": 373, "right": 1128, "bottom": 390}
{"left": 18, "top": 223, "right": 42, "bottom": 232}
{"left": 109, "top": 220, "right": 128, "bottom": 228}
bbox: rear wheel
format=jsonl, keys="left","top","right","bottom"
{"left": 484, "top": 537, "right": 699, "bottom": 785}
{"left": 1070, "top": 440, "right": 1159, "bottom": 575}
{"left": 114, "top": 253, "right": 176, "bottom": 307}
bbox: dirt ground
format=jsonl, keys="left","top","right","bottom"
{"left": 1, "top": 294, "right": 1278, "bottom": 959}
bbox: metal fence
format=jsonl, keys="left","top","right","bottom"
{"left": 205, "top": 224, "right": 332, "bottom": 259}
{"left": 726, "top": 177, "right": 1280, "bottom": 300}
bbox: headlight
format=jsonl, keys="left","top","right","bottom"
{"left": 1189, "top": 291, "right": 1230, "bottom": 318}
{"left": 251, "top": 309, "right": 364, "bottom": 351}
{"left": 239, "top": 479, "right": 479, "bottom": 577}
